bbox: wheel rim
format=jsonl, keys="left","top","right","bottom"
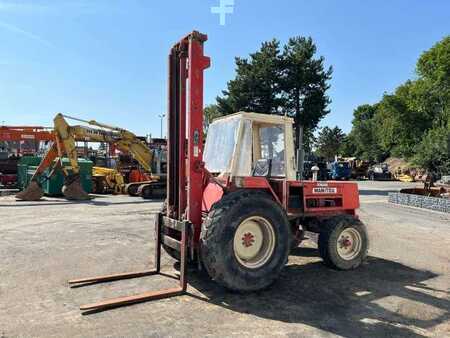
{"left": 336, "top": 228, "right": 362, "bottom": 260}
{"left": 233, "top": 216, "right": 276, "bottom": 269}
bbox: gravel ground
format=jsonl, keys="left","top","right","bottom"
{"left": 0, "top": 181, "right": 449, "bottom": 337}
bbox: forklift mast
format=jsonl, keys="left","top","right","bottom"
{"left": 167, "top": 31, "right": 210, "bottom": 233}
{"left": 67, "top": 32, "right": 211, "bottom": 311}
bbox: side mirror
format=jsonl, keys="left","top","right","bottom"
{"left": 252, "top": 159, "right": 272, "bottom": 177}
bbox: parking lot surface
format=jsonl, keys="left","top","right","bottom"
{"left": 0, "top": 181, "right": 449, "bottom": 337}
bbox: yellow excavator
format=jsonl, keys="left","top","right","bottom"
{"left": 16, "top": 113, "right": 162, "bottom": 201}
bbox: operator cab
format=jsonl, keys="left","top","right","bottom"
{"left": 204, "top": 112, "right": 296, "bottom": 180}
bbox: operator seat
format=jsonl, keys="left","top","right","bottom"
{"left": 252, "top": 159, "right": 272, "bottom": 177}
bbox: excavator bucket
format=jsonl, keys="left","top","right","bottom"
{"left": 62, "top": 175, "right": 91, "bottom": 200}
{"left": 16, "top": 181, "right": 44, "bottom": 201}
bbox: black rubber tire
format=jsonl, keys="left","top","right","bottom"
{"left": 200, "top": 190, "right": 291, "bottom": 292}
{"left": 126, "top": 184, "right": 139, "bottom": 196}
{"left": 318, "top": 215, "right": 368, "bottom": 270}
{"left": 138, "top": 185, "right": 152, "bottom": 199}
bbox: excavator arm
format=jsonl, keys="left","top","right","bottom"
{"left": 16, "top": 113, "right": 155, "bottom": 201}
{"left": 64, "top": 114, "right": 154, "bottom": 173}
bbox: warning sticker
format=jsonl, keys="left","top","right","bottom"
{"left": 313, "top": 187, "right": 337, "bottom": 194}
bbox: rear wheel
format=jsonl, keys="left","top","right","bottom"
{"left": 318, "top": 215, "right": 368, "bottom": 270}
{"left": 200, "top": 190, "right": 291, "bottom": 292}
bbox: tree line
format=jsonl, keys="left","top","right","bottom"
{"left": 205, "top": 35, "right": 449, "bottom": 175}
{"left": 338, "top": 36, "right": 449, "bottom": 174}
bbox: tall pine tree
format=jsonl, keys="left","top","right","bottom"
{"left": 280, "top": 37, "right": 333, "bottom": 150}
{"left": 217, "top": 39, "right": 282, "bottom": 115}
{"left": 216, "top": 36, "right": 332, "bottom": 151}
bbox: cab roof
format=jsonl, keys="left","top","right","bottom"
{"left": 212, "top": 111, "right": 294, "bottom": 125}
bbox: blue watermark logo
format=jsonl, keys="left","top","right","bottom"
{"left": 211, "top": 0, "right": 234, "bottom": 26}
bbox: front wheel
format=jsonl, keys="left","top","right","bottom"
{"left": 200, "top": 190, "right": 291, "bottom": 292}
{"left": 318, "top": 215, "right": 368, "bottom": 270}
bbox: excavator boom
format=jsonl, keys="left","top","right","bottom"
{"left": 62, "top": 114, "right": 126, "bottom": 133}
{"left": 16, "top": 113, "right": 156, "bottom": 201}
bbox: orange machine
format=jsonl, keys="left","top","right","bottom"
{"left": 0, "top": 125, "right": 54, "bottom": 142}
{"left": 0, "top": 126, "right": 54, "bottom": 154}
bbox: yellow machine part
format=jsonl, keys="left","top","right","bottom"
{"left": 396, "top": 174, "right": 415, "bottom": 182}
{"left": 92, "top": 166, "right": 125, "bottom": 194}
{"left": 17, "top": 113, "right": 160, "bottom": 200}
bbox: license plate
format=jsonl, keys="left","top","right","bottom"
{"left": 313, "top": 187, "right": 337, "bottom": 194}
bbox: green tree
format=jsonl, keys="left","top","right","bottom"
{"left": 280, "top": 37, "right": 333, "bottom": 150}
{"left": 374, "top": 83, "right": 431, "bottom": 158}
{"left": 413, "top": 126, "right": 450, "bottom": 174}
{"left": 349, "top": 104, "right": 385, "bottom": 161}
{"left": 315, "top": 126, "right": 346, "bottom": 161}
{"left": 203, "top": 104, "right": 222, "bottom": 133}
{"left": 339, "top": 134, "right": 357, "bottom": 157}
{"left": 371, "top": 79, "right": 446, "bottom": 160}
{"left": 216, "top": 36, "right": 332, "bottom": 152}
{"left": 217, "top": 39, "right": 282, "bottom": 115}
{"left": 412, "top": 36, "right": 450, "bottom": 174}
{"left": 416, "top": 36, "right": 450, "bottom": 129}
{"left": 344, "top": 36, "right": 449, "bottom": 174}
{"left": 417, "top": 36, "right": 450, "bottom": 94}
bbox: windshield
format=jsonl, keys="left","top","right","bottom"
{"left": 259, "top": 125, "right": 285, "bottom": 176}
{"left": 204, "top": 117, "right": 240, "bottom": 173}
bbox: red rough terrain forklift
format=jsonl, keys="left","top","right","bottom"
{"left": 69, "top": 31, "right": 368, "bottom": 312}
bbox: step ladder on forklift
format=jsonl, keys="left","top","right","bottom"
{"left": 68, "top": 215, "right": 191, "bottom": 312}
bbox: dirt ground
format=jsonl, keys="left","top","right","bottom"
{"left": 0, "top": 181, "right": 449, "bottom": 337}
